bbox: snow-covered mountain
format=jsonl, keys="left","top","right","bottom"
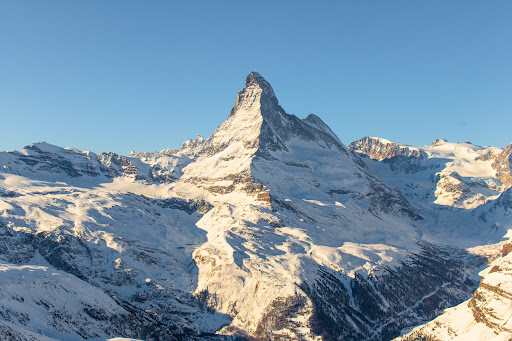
{"left": 349, "top": 136, "right": 512, "bottom": 340}
{"left": 349, "top": 137, "right": 506, "bottom": 209}
{"left": 1, "top": 73, "right": 511, "bottom": 340}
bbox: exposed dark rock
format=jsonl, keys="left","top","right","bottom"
{"left": 0, "top": 224, "right": 35, "bottom": 264}
{"left": 155, "top": 197, "right": 213, "bottom": 215}
{"left": 349, "top": 137, "right": 436, "bottom": 175}
{"left": 502, "top": 243, "right": 512, "bottom": 257}
{"left": 0, "top": 188, "right": 16, "bottom": 197}
{"left": 349, "top": 137, "right": 427, "bottom": 161}
{"left": 492, "top": 143, "right": 512, "bottom": 188}
{"left": 254, "top": 295, "right": 310, "bottom": 340}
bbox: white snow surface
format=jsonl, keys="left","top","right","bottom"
{"left": 0, "top": 261, "right": 140, "bottom": 340}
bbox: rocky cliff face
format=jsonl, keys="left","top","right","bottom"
{"left": 349, "top": 137, "right": 427, "bottom": 162}
{"left": 493, "top": 143, "right": 512, "bottom": 189}
{"left": 0, "top": 73, "right": 510, "bottom": 340}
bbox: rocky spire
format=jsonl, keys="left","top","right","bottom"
{"left": 244, "top": 72, "right": 275, "bottom": 95}
{"left": 229, "top": 72, "right": 279, "bottom": 118}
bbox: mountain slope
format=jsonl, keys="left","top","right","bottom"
{"left": 350, "top": 137, "right": 512, "bottom": 340}
{"left": 397, "top": 241, "right": 512, "bottom": 341}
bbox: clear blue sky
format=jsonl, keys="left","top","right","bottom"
{"left": 1, "top": 1, "right": 511, "bottom": 155}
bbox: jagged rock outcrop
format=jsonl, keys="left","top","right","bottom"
{"left": 493, "top": 143, "right": 512, "bottom": 189}
{"left": 349, "top": 137, "right": 434, "bottom": 175}
{"left": 433, "top": 171, "right": 489, "bottom": 209}
{"left": 431, "top": 139, "right": 449, "bottom": 147}
{"left": 349, "top": 137, "right": 427, "bottom": 161}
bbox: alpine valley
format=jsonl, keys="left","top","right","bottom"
{"left": 1, "top": 73, "right": 511, "bottom": 341}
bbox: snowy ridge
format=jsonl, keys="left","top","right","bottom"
{"left": 349, "top": 137, "right": 424, "bottom": 161}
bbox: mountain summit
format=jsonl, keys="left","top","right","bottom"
{"left": 245, "top": 71, "right": 274, "bottom": 89}
{"left": 228, "top": 71, "right": 279, "bottom": 121}
{"left": 211, "top": 72, "right": 345, "bottom": 160}
{"left": 238, "top": 71, "right": 277, "bottom": 109}
{"left": 181, "top": 72, "right": 420, "bottom": 219}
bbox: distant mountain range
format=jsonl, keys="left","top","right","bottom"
{"left": 1, "top": 72, "right": 511, "bottom": 340}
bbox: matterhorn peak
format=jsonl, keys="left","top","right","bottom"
{"left": 205, "top": 72, "right": 346, "bottom": 159}
{"left": 228, "top": 72, "right": 279, "bottom": 118}
{"left": 245, "top": 72, "right": 274, "bottom": 92}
